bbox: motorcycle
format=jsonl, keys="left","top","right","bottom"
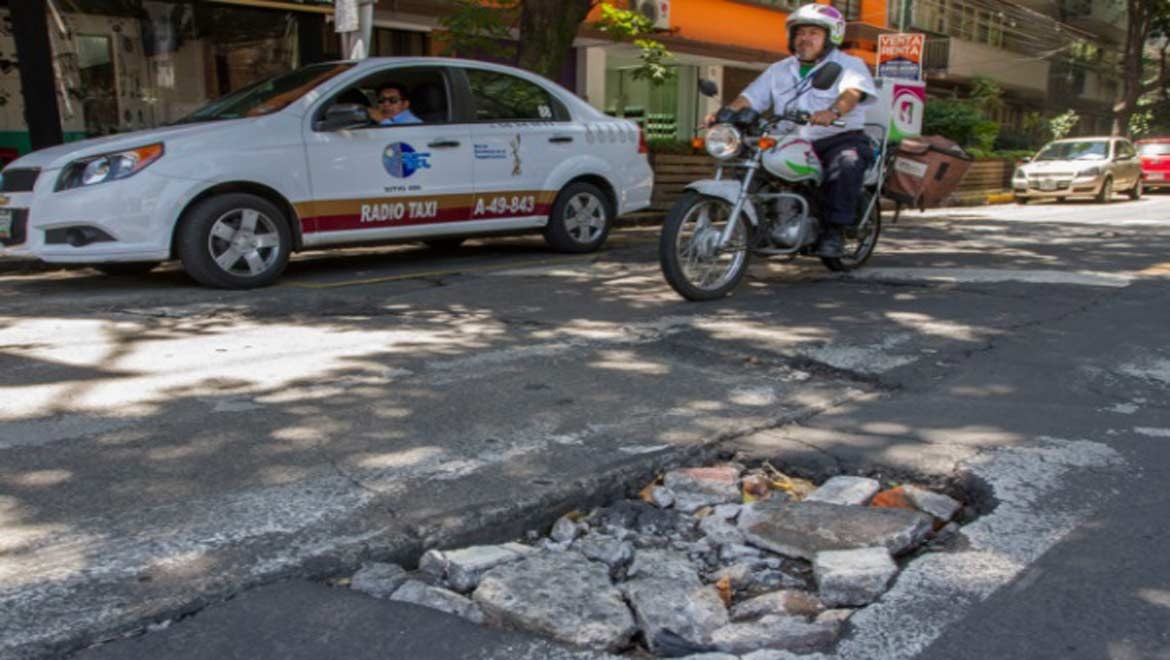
{"left": 659, "top": 63, "right": 893, "bottom": 301}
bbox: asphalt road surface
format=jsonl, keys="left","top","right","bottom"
{"left": 2, "top": 194, "right": 1169, "bottom": 659}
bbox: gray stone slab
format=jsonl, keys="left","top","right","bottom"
{"left": 573, "top": 534, "right": 635, "bottom": 572}
{"left": 730, "top": 590, "right": 824, "bottom": 621}
{"left": 350, "top": 562, "right": 409, "bottom": 599}
{"left": 622, "top": 577, "right": 729, "bottom": 652}
{"left": 813, "top": 547, "right": 898, "bottom": 607}
{"left": 473, "top": 551, "right": 636, "bottom": 652}
{"left": 419, "top": 543, "right": 532, "bottom": 593}
{"left": 390, "top": 580, "right": 485, "bottom": 624}
{"left": 737, "top": 500, "right": 932, "bottom": 560}
{"left": 804, "top": 476, "right": 881, "bottom": 506}
{"left": 628, "top": 548, "right": 701, "bottom": 582}
{"left": 709, "top": 615, "right": 839, "bottom": 654}
{"left": 903, "top": 485, "right": 962, "bottom": 521}
{"left": 699, "top": 516, "right": 747, "bottom": 546}
{"left": 664, "top": 466, "right": 742, "bottom": 513}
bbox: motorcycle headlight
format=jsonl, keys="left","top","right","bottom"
{"left": 705, "top": 124, "right": 742, "bottom": 160}
{"left": 1078, "top": 166, "right": 1101, "bottom": 177}
{"left": 57, "top": 143, "right": 165, "bottom": 191}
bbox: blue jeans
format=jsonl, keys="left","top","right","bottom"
{"left": 813, "top": 131, "right": 874, "bottom": 227}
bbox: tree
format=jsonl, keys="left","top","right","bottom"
{"left": 437, "top": 1, "right": 672, "bottom": 83}
{"left": 1113, "top": 0, "right": 1170, "bottom": 135}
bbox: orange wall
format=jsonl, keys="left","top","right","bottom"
{"left": 586, "top": 1, "right": 891, "bottom": 56}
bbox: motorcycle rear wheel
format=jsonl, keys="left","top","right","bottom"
{"left": 822, "top": 190, "right": 882, "bottom": 272}
{"left": 659, "top": 192, "right": 751, "bottom": 301}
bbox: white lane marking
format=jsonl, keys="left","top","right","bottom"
{"left": 1135, "top": 427, "right": 1170, "bottom": 438}
{"left": 848, "top": 267, "right": 1132, "bottom": 287}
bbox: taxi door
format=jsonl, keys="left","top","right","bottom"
{"left": 458, "top": 67, "right": 575, "bottom": 223}
{"left": 301, "top": 67, "right": 474, "bottom": 246}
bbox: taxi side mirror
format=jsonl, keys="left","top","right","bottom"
{"left": 315, "top": 103, "right": 370, "bottom": 131}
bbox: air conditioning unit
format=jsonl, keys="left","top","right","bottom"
{"left": 630, "top": 0, "right": 671, "bottom": 30}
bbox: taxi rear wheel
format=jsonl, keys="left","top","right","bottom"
{"left": 544, "top": 182, "right": 612, "bottom": 253}
{"left": 177, "top": 193, "right": 291, "bottom": 289}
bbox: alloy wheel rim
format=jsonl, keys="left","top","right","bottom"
{"left": 207, "top": 208, "right": 282, "bottom": 277}
{"left": 563, "top": 193, "right": 606, "bottom": 243}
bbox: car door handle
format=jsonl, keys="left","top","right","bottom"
{"left": 427, "top": 139, "right": 461, "bottom": 148}
{"left": 549, "top": 136, "right": 574, "bottom": 144}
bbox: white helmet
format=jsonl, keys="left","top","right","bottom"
{"left": 786, "top": 4, "right": 846, "bottom": 53}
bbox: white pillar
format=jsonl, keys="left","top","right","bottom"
{"left": 576, "top": 46, "right": 607, "bottom": 112}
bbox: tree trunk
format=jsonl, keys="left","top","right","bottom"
{"left": 515, "top": 0, "right": 594, "bottom": 80}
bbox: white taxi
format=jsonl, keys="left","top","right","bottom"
{"left": 0, "top": 58, "right": 653, "bottom": 288}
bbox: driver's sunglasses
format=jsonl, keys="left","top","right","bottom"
{"left": 379, "top": 96, "right": 403, "bottom": 104}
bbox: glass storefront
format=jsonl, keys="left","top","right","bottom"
{"left": 0, "top": 0, "right": 335, "bottom": 159}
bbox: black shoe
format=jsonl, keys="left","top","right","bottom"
{"left": 815, "top": 228, "right": 844, "bottom": 257}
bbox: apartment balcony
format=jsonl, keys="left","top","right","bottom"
{"left": 1060, "top": 0, "right": 1126, "bottom": 43}
{"left": 921, "top": 37, "right": 1050, "bottom": 95}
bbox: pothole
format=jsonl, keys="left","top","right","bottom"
{"left": 333, "top": 458, "right": 983, "bottom": 658}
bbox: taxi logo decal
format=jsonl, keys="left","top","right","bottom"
{"left": 382, "top": 142, "right": 431, "bottom": 179}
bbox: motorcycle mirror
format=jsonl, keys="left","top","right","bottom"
{"left": 810, "top": 62, "right": 843, "bottom": 91}
{"left": 698, "top": 79, "right": 719, "bottom": 98}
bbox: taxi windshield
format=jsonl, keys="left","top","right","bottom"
{"left": 1034, "top": 140, "right": 1109, "bottom": 161}
{"left": 177, "top": 63, "right": 354, "bottom": 123}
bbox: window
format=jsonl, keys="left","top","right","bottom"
{"left": 465, "top": 69, "right": 566, "bottom": 122}
{"left": 318, "top": 67, "right": 451, "bottom": 127}
{"left": 372, "top": 28, "right": 430, "bottom": 57}
{"left": 1138, "top": 143, "right": 1170, "bottom": 156}
{"left": 831, "top": 0, "right": 861, "bottom": 22}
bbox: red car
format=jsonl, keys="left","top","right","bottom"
{"left": 1137, "top": 138, "right": 1170, "bottom": 191}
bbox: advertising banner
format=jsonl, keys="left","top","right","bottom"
{"left": 877, "top": 33, "right": 925, "bottom": 81}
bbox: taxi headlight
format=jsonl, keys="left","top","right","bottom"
{"left": 57, "top": 143, "right": 165, "bottom": 191}
{"left": 1078, "top": 166, "right": 1101, "bottom": 177}
{"left": 705, "top": 124, "right": 742, "bottom": 160}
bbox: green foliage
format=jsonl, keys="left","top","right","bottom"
{"left": 595, "top": 2, "right": 654, "bottom": 37}
{"left": 593, "top": 2, "right": 676, "bottom": 85}
{"left": 967, "top": 76, "right": 1003, "bottom": 114}
{"left": 438, "top": 0, "right": 517, "bottom": 59}
{"left": 1048, "top": 110, "right": 1079, "bottom": 140}
{"left": 923, "top": 99, "right": 988, "bottom": 146}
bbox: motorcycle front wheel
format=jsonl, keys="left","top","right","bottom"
{"left": 822, "top": 189, "right": 882, "bottom": 272}
{"left": 659, "top": 192, "right": 751, "bottom": 301}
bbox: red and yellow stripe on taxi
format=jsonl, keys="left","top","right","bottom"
{"left": 294, "top": 190, "right": 558, "bottom": 234}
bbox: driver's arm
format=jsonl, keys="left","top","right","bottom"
{"left": 810, "top": 88, "right": 862, "bottom": 127}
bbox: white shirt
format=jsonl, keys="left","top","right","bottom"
{"left": 740, "top": 48, "right": 877, "bottom": 142}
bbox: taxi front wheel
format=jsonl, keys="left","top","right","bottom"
{"left": 176, "top": 193, "right": 291, "bottom": 289}
{"left": 544, "top": 182, "right": 612, "bottom": 253}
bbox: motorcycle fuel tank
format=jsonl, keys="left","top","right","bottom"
{"left": 762, "top": 138, "right": 823, "bottom": 185}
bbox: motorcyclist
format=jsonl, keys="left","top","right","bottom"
{"left": 705, "top": 4, "right": 877, "bottom": 257}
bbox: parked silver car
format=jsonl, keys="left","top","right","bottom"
{"left": 1013, "top": 136, "right": 1144, "bottom": 204}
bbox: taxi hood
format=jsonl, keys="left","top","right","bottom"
{"left": 4, "top": 120, "right": 251, "bottom": 172}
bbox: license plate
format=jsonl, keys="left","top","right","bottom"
{"left": 1149, "top": 172, "right": 1165, "bottom": 181}
{"left": 0, "top": 209, "right": 11, "bottom": 240}
{"left": 1039, "top": 180, "right": 1058, "bottom": 191}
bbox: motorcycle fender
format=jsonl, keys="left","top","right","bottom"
{"left": 684, "top": 180, "right": 759, "bottom": 226}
